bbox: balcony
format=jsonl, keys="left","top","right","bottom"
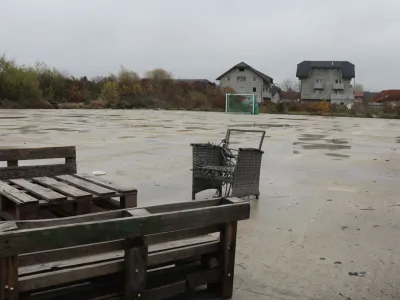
{"left": 314, "top": 82, "right": 323, "bottom": 90}
{"left": 333, "top": 83, "right": 344, "bottom": 90}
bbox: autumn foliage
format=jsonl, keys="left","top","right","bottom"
{"left": 0, "top": 55, "right": 225, "bottom": 110}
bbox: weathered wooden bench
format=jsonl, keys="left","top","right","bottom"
{"left": 0, "top": 197, "right": 249, "bottom": 300}
{"left": 0, "top": 147, "right": 137, "bottom": 220}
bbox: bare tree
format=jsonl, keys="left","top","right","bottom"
{"left": 277, "top": 78, "right": 300, "bottom": 92}
{"left": 145, "top": 68, "right": 173, "bottom": 81}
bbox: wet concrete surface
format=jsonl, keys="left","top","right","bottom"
{"left": 1, "top": 109, "right": 400, "bottom": 300}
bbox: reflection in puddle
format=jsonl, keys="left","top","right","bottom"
{"left": 271, "top": 117, "right": 309, "bottom": 121}
{"left": 397, "top": 137, "right": 400, "bottom": 143}
{"left": 325, "top": 153, "right": 350, "bottom": 158}
{"left": 229, "top": 123, "right": 293, "bottom": 128}
{"left": 298, "top": 134, "right": 326, "bottom": 141}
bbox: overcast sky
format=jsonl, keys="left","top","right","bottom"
{"left": 1, "top": 0, "right": 400, "bottom": 91}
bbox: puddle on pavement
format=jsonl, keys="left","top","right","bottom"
{"left": 293, "top": 150, "right": 300, "bottom": 154}
{"left": 325, "top": 153, "right": 350, "bottom": 158}
{"left": 325, "top": 139, "right": 348, "bottom": 144}
{"left": 271, "top": 117, "right": 309, "bottom": 121}
{"left": 301, "top": 144, "right": 351, "bottom": 150}
{"left": 228, "top": 123, "right": 293, "bottom": 128}
{"left": 45, "top": 128, "right": 83, "bottom": 132}
{"left": 397, "top": 137, "right": 400, "bottom": 143}
{"left": 119, "top": 136, "right": 135, "bottom": 139}
{"left": 0, "top": 116, "right": 27, "bottom": 119}
{"left": 298, "top": 134, "right": 326, "bottom": 141}
{"left": 185, "top": 127, "right": 212, "bottom": 131}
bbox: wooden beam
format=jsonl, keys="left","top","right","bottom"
{"left": 0, "top": 147, "right": 76, "bottom": 161}
{"left": 19, "top": 226, "right": 219, "bottom": 267}
{"left": 124, "top": 237, "right": 147, "bottom": 300}
{"left": 0, "top": 164, "right": 77, "bottom": 181}
{"left": 0, "top": 202, "right": 249, "bottom": 257}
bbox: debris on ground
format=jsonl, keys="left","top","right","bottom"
{"left": 326, "top": 198, "right": 332, "bottom": 201}
{"left": 360, "top": 208, "right": 375, "bottom": 211}
{"left": 341, "top": 226, "right": 348, "bottom": 230}
{"left": 92, "top": 170, "right": 106, "bottom": 176}
{"left": 334, "top": 261, "right": 342, "bottom": 264}
{"left": 348, "top": 271, "right": 366, "bottom": 277}
{"left": 339, "top": 292, "right": 352, "bottom": 300}
{"left": 319, "top": 257, "right": 326, "bottom": 260}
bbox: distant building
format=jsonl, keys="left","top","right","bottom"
{"left": 373, "top": 90, "right": 400, "bottom": 106}
{"left": 216, "top": 62, "right": 274, "bottom": 103}
{"left": 354, "top": 90, "right": 364, "bottom": 103}
{"left": 296, "top": 61, "right": 355, "bottom": 105}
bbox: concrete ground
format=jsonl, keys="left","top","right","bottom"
{"left": 1, "top": 109, "right": 400, "bottom": 300}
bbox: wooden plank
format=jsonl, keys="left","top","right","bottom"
{"left": 5, "top": 256, "right": 18, "bottom": 300}
{"left": 19, "top": 227, "right": 219, "bottom": 267}
{"left": 126, "top": 209, "right": 151, "bottom": 217}
{"left": 32, "top": 177, "right": 91, "bottom": 199}
{"left": 219, "top": 222, "right": 237, "bottom": 299}
{"left": 0, "top": 222, "right": 17, "bottom": 233}
{"left": 124, "top": 237, "right": 147, "bottom": 300}
{"left": 19, "top": 236, "right": 218, "bottom": 274}
{"left": 18, "top": 241, "right": 219, "bottom": 292}
{"left": 0, "top": 181, "right": 38, "bottom": 205}
{"left": 73, "top": 174, "right": 137, "bottom": 194}
{"left": 0, "top": 164, "right": 77, "bottom": 181}
{"left": 0, "top": 147, "right": 76, "bottom": 161}
{"left": 120, "top": 194, "right": 137, "bottom": 208}
{"left": 142, "top": 281, "right": 186, "bottom": 300}
{"left": 15, "top": 199, "right": 222, "bottom": 230}
{"left": 56, "top": 175, "right": 116, "bottom": 197}
{"left": 0, "top": 202, "right": 249, "bottom": 257}
{"left": 9, "top": 179, "right": 67, "bottom": 202}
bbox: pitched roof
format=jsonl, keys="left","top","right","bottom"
{"left": 373, "top": 90, "right": 400, "bottom": 102}
{"left": 296, "top": 61, "right": 355, "bottom": 79}
{"left": 216, "top": 62, "right": 273, "bottom": 83}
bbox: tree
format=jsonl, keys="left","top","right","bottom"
{"left": 277, "top": 78, "right": 300, "bottom": 92}
{"left": 145, "top": 68, "right": 172, "bottom": 81}
{"left": 354, "top": 83, "right": 364, "bottom": 91}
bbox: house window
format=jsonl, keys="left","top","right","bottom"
{"left": 237, "top": 76, "right": 246, "bottom": 82}
{"left": 316, "top": 79, "right": 322, "bottom": 83}
{"left": 239, "top": 68, "right": 245, "bottom": 72}
{"left": 335, "top": 79, "right": 342, "bottom": 83}
{"left": 315, "top": 90, "right": 321, "bottom": 95}
{"left": 253, "top": 87, "right": 256, "bottom": 92}
{"left": 240, "top": 87, "right": 245, "bottom": 93}
{"left": 227, "top": 76, "right": 230, "bottom": 81}
{"left": 253, "top": 76, "right": 256, "bottom": 81}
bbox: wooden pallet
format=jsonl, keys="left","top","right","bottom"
{"left": 0, "top": 197, "right": 250, "bottom": 300}
{"left": 0, "top": 147, "right": 137, "bottom": 220}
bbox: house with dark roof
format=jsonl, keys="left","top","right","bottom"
{"left": 296, "top": 61, "right": 355, "bottom": 105}
{"left": 216, "top": 62, "right": 274, "bottom": 103}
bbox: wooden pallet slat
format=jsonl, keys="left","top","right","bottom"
{"left": 9, "top": 179, "right": 67, "bottom": 202}
{"left": 0, "top": 181, "right": 39, "bottom": 205}
{"left": 56, "top": 175, "right": 116, "bottom": 197}
{"left": 32, "top": 177, "right": 92, "bottom": 199}
{"left": 0, "top": 147, "right": 76, "bottom": 161}
{"left": 73, "top": 174, "right": 137, "bottom": 194}
{"left": 0, "top": 165, "right": 77, "bottom": 181}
